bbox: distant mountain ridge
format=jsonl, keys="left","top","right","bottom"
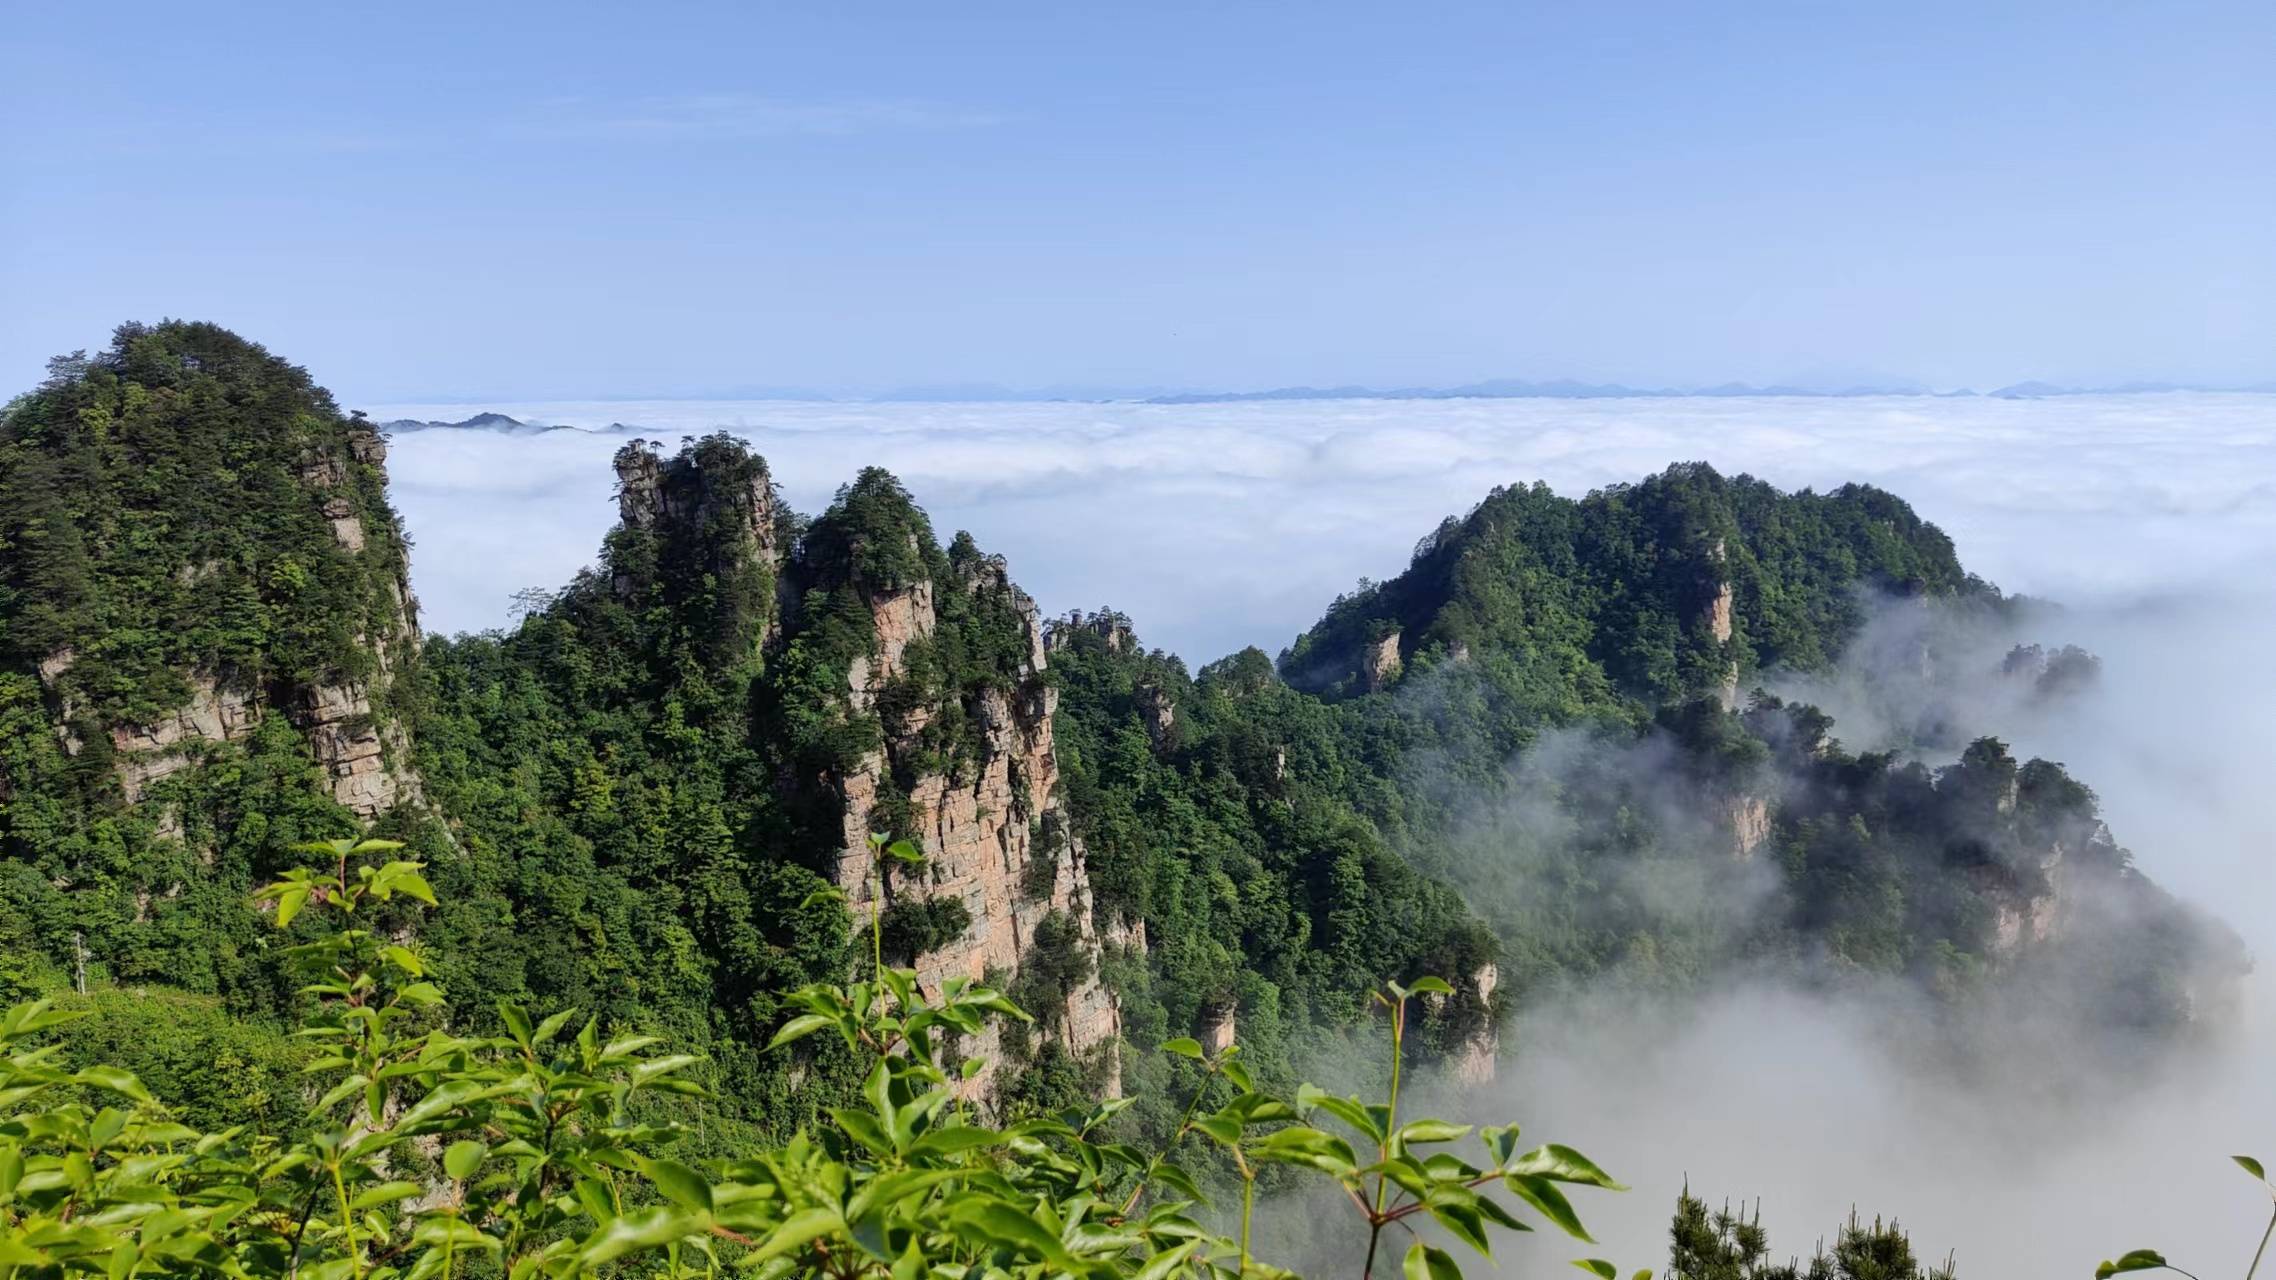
{"left": 372, "top": 378, "right": 2276, "bottom": 426}
{"left": 375, "top": 412, "right": 607, "bottom": 435}
{"left": 1146, "top": 377, "right": 2276, "bottom": 405}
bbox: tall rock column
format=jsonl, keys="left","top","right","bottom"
{"left": 826, "top": 539, "right": 1118, "bottom": 1100}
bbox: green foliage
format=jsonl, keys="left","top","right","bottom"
{"left": 0, "top": 839, "right": 1638, "bottom": 1279}
{"left": 877, "top": 896, "right": 973, "bottom": 965}
{"left": 0, "top": 322, "right": 411, "bottom": 727}
{"left": 1669, "top": 1189, "right": 1955, "bottom": 1280}
{"left": 1281, "top": 464, "right": 1980, "bottom": 707}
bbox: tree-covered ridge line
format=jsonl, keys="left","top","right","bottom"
{"left": 0, "top": 322, "right": 2242, "bottom": 1166}
{"left": 1047, "top": 467, "right": 2237, "bottom": 1063}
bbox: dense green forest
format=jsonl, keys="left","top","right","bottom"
{"left": 0, "top": 323, "right": 2243, "bottom": 1275}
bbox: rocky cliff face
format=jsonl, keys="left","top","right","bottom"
{"left": 1363, "top": 629, "right": 1404, "bottom": 692}
{"left": 829, "top": 551, "right": 1119, "bottom": 1098}
{"left": 40, "top": 419, "right": 423, "bottom": 821}
{"left": 639, "top": 474, "right": 1121, "bottom": 1103}
{"left": 1701, "top": 538, "right": 1740, "bottom": 709}
{"left": 1450, "top": 962, "right": 1500, "bottom": 1085}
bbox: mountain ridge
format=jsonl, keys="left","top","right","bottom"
{"left": 0, "top": 322, "right": 2242, "bottom": 1144}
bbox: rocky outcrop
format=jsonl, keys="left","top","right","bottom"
{"left": 831, "top": 557, "right": 1117, "bottom": 1102}
{"left": 1200, "top": 1003, "right": 1238, "bottom": 1056}
{"left": 1450, "top": 962, "right": 1500, "bottom": 1086}
{"left": 1104, "top": 914, "right": 1149, "bottom": 957}
{"left": 297, "top": 447, "right": 365, "bottom": 552}
{"left": 1363, "top": 630, "right": 1403, "bottom": 692}
{"left": 610, "top": 440, "right": 784, "bottom": 632}
{"left": 1977, "top": 837, "right": 2069, "bottom": 958}
{"left": 108, "top": 676, "right": 260, "bottom": 802}
{"left": 1702, "top": 538, "right": 1740, "bottom": 709}
{"left": 1719, "top": 792, "right": 1772, "bottom": 861}
{"left": 1135, "top": 682, "right": 1176, "bottom": 751}
{"left": 1047, "top": 609, "right": 1136, "bottom": 656}
{"left": 86, "top": 420, "right": 423, "bottom": 820}
{"left": 869, "top": 581, "right": 935, "bottom": 686}
{"left": 301, "top": 678, "right": 414, "bottom": 818}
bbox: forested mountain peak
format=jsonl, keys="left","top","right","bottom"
{"left": 0, "top": 321, "right": 423, "bottom": 827}
{"left": 1281, "top": 463, "right": 1985, "bottom": 706}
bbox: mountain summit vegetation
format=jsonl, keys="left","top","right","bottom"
{"left": 0, "top": 322, "right": 2244, "bottom": 1275}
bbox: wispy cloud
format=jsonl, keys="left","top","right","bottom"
{"left": 502, "top": 92, "right": 1007, "bottom": 141}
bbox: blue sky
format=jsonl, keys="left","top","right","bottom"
{"left": 5, "top": 1, "right": 2269, "bottom": 401}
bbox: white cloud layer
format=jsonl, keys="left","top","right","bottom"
{"left": 368, "top": 392, "right": 2276, "bottom": 662}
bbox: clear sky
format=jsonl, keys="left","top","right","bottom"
{"left": 5, "top": 1, "right": 2270, "bottom": 402}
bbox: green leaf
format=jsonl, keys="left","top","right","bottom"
{"left": 1406, "top": 1241, "right": 1463, "bottom": 1280}
{"left": 1508, "top": 1174, "right": 1595, "bottom": 1242}
{"left": 1407, "top": 976, "right": 1455, "bottom": 996}
{"left": 443, "top": 1140, "right": 487, "bottom": 1180}
{"left": 392, "top": 872, "right": 438, "bottom": 906}
{"left": 1134, "top": 1241, "right": 1202, "bottom": 1280}
{"left": 576, "top": 1206, "right": 707, "bottom": 1269}
{"left": 379, "top": 945, "right": 424, "bottom": 977}
{"left": 831, "top": 1108, "right": 893, "bottom": 1155}
{"left": 1162, "top": 1037, "right": 1205, "bottom": 1060}
{"left": 847, "top": 1168, "right": 968, "bottom": 1224}
{"left": 1572, "top": 1262, "right": 1618, "bottom": 1280}
{"left": 738, "top": 1207, "right": 842, "bottom": 1269}
{"left": 73, "top": 1065, "right": 154, "bottom": 1104}
{"left": 639, "top": 1157, "right": 714, "bottom": 1213}
{"left": 1398, "top": 1119, "right": 1472, "bottom": 1146}
{"left": 1427, "top": 1195, "right": 1493, "bottom": 1255}
{"left": 532, "top": 1009, "right": 578, "bottom": 1046}
{"left": 1507, "top": 1143, "right": 1626, "bottom": 1190}
{"left": 1250, "top": 1127, "right": 1360, "bottom": 1177}
{"left": 947, "top": 1201, "right": 1074, "bottom": 1265}
{"left": 2238, "top": 1155, "right": 2268, "bottom": 1181}
{"left": 630, "top": 1053, "right": 704, "bottom": 1085}
{"left": 498, "top": 1002, "right": 533, "bottom": 1049}
{"left": 909, "top": 1125, "right": 1004, "bottom": 1157}
{"left": 274, "top": 885, "right": 311, "bottom": 929}
{"left": 767, "top": 1014, "right": 834, "bottom": 1051}
{"left": 599, "top": 1034, "right": 665, "bottom": 1062}
{"left": 350, "top": 1181, "right": 424, "bottom": 1210}
{"left": 1299, "top": 1086, "right": 1386, "bottom": 1142}
{"left": 2096, "top": 1252, "right": 2168, "bottom": 1280}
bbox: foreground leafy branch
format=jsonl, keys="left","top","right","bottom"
{"left": 0, "top": 836, "right": 1636, "bottom": 1278}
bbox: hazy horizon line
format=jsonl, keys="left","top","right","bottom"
{"left": 359, "top": 374, "right": 2276, "bottom": 410}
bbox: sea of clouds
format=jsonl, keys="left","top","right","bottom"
{"left": 369, "top": 392, "right": 2276, "bottom": 1274}
{"left": 365, "top": 392, "right": 2276, "bottom": 661}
